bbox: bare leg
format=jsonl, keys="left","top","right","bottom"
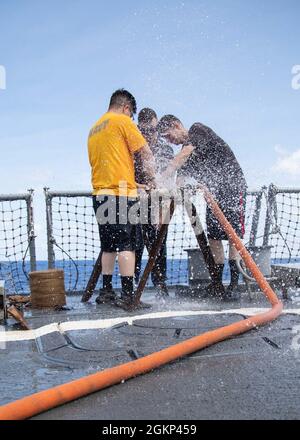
{"left": 199, "top": 239, "right": 226, "bottom": 297}
{"left": 96, "top": 252, "right": 118, "bottom": 304}
{"left": 208, "top": 239, "right": 225, "bottom": 264}
{"left": 114, "top": 250, "right": 151, "bottom": 310}
{"left": 118, "top": 251, "right": 136, "bottom": 276}
{"left": 229, "top": 243, "right": 240, "bottom": 261}
{"left": 227, "top": 243, "right": 241, "bottom": 300}
{"left": 101, "top": 252, "right": 117, "bottom": 274}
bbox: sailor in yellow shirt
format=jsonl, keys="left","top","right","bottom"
{"left": 89, "top": 110, "right": 146, "bottom": 198}
{"left": 88, "top": 89, "right": 156, "bottom": 310}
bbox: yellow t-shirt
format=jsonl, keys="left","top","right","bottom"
{"left": 88, "top": 112, "right": 146, "bottom": 197}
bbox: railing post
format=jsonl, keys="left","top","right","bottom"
{"left": 184, "top": 195, "right": 218, "bottom": 283}
{"left": 133, "top": 197, "right": 176, "bottom": 308}
{"left": 44, "top": 188, "right": 55, "bottom": 269}
{"left": 26, "top": 189, "right": 37, "bottom": 272}
{"left": 0, "top": 281, "right": 7, "bottom": 325}
{"left": 263, "top": 184, "right": 277, "bottom": 247}
{"left": 249, "top": 187, "right": 265, "bottom": 247}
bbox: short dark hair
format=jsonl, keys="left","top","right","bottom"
{"left": 157, "top": 114, "right": 181, "bottom": 133}
{"left": 109, "top": 89, "right": 137, "bottom": 114}
{"left": 138, "top": 108, "right": 157, "bottom": 124}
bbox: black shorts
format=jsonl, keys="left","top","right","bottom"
{"left": 206, "top": 189, "right": 246, "bottom": 241}
{"left": 93, "top": 195, "right": 142, "bottom": 252}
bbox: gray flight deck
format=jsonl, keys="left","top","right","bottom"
{"left": 1, "top": 289, "right": 300, "bottom": 420}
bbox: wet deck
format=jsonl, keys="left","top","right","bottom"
{"left": 1, "top": 289, "right": 300, "bottom": 420}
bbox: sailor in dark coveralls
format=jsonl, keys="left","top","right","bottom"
{"left": 158, "top": 115, "right": 247, "bottom": 301}
{"left": 134, "top": 108, "right": 174, "bottom": 298}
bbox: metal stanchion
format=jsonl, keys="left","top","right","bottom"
{"left": 81, "top": 251, "right": 102, "bottom": 303}
{"left": 132, "top": 197, "right": 176, "bottom": 308}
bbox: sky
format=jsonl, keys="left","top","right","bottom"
{"left": 0, "top": 0, "right": 299, "bottom": 258}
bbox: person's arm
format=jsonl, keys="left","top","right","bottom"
{"left": 163, "top": 144, "right": 194, "bottom": 178}
{"left": 121, "top": 117, "right": 157, "bottom": 187}
{"left": 136, "top": 144, "right": 157, "bottom": 187}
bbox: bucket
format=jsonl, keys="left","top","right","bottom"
{"left": 29, "top": 269, "right": 66, "bottom": 309}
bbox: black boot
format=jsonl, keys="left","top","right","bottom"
{"left": 114, "top": 295, "right": 152, "bottom": 311}
{"left": 95, "top": 288, "right": 117, "bottom": 305}
{"left": 114, "top": 276, "right": 135, "bottom": 310}
{"left": 95, "top": 275, "right": 117, "bottom": 304}
{"left": 114, "top": 277, "right": 151, "bottom": 311}
{"left": 224, "top": 260, "right": 241, "bottom": 301}
{"left": 199, "top": 264, "right": 225, "bottom": 299}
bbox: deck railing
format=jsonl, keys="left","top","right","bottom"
{"left": 0, "top": 185, "right": 299, "bottom": 294}
{"left": 0, "top": 191, "right": 36, "bottom": 293}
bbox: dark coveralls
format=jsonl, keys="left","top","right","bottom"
{"left": 179, "top": 123, "right": 247, "bottom": 241}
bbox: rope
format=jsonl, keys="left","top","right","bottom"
{"left": 50, "top": 238, "right": 80, "bottom": 293}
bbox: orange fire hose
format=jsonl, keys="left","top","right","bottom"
{"left": 0, "top": 188, "right": 283, "bottom": 420}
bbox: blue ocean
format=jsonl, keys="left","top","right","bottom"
{"left": 1, "top": 258, "right": 299, "bottom": 294}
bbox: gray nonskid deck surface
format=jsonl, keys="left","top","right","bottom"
{"left": 1, "top": 291, "right": 300, "bottom": 420}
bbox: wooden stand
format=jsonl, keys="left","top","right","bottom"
{"left": 82, "top": 194, "right": 218, "bottom": 308}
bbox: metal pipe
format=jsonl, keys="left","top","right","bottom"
{"left": 41, "top": 188, "right": 300, "bottom": 198}
{"left": 46, "top": 191, "right": 92, "bottom": 198}
{"left": 46, "top": 189, "right": 270, "bottom": 199}
{"left": 81, "top": 251, "right": 103, "bottom": 303}
{"left": 263, "top": 184, "right": 276, "bottom": 247}
{"left": 249, "top": 188, "right": 264, "bottom": 247}
{"left": 0, "top": 194, "right": 31, "bottom": 202}
{"left": 133, "top": 198, "right": 176, "bottom": 308}
{"left": 26, "top": 190, "right": 37, "bottom": 273}
{"left": 184, "top": 198, "right": 217, "bottom": 282}
{"left": 271, "top": 187, "right": 300, "bottom": 194}
{"left": 44, "top": 188, "right": 55, "bottom": 269}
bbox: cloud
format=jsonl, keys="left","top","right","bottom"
{"left": 273, "top": 145, "right": 300, "bottom": 177}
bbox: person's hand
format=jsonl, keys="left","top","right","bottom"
{"left": 159, "top": 144, "right": 194, "bottom": 183}
{"left": 136, "top": 182, "right": 148, "bottom": 189}
{"left": 136, "top": 180, "right": 157, "bottom": 194}
{"left": 181, "top": 143, "right": 195, "bottom": 156}
{"left": 146, "top": 179, "right": 157, "bottom": 190}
